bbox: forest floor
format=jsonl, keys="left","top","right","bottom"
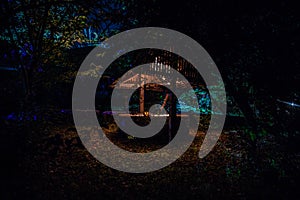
{"left": 1, "top": 108, "right": 300, "bottom": 200}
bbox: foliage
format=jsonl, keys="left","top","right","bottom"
{"left": 0, "top": 0, "right": 141, "bottom": 95}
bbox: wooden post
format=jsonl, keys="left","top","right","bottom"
{"left": 168, "top": 92, "right": 173, "bottom": 142}
{"left": 169, "top": 56, "right": 178, "bottom": 142}
{"left": 140, "top": 81, "right": 144, "bottom": 113}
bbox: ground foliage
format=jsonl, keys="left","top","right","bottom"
{"left": 2, "top": 108, "right": 299, "bottom": 200}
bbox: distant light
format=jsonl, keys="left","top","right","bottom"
{"left": 277, "top": 99, "right": 300, "bottom": 108}
{"left": 0, "top": 67, "right": 17, "bottom": 71}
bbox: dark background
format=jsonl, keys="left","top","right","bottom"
{"left": 1, "top": 0, "right": 299, "bottom": 199}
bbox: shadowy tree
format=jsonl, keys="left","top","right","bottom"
{"left": 0, "top": 0, "right": 139, "bottom": 98}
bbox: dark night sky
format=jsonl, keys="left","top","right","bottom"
{"left": 138, "top": 0, "right": 300, "bottom": 97}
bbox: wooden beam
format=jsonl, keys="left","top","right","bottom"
{"left": 140, "top": 82, "right": 144, "bottom": 113}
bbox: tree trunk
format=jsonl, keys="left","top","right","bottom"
{"left": 20, "top": 65, "right": 31, "bottom": 98}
